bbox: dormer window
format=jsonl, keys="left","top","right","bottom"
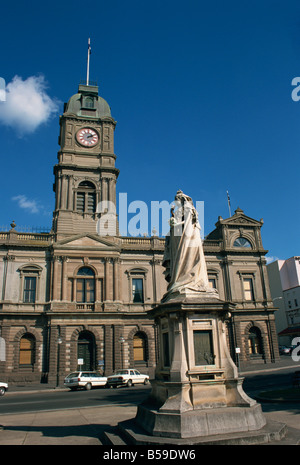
{"left": 83, "top": 96, "right": 94, "bottom": 109}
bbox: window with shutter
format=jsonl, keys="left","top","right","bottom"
{"left": 19, "top": 334, "right": 35, "bottom": 366}
{"left": 133, "top": 333, "right": 146, "bottom": 362}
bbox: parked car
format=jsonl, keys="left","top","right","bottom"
{"left": 0, "top": 382, "right": 8, "bottom": 396}
{"left": 64, "top": 371, "right": 107, "bottom": 391}
{"left": 107, "top": 369, "right": 150, "bottom": 388}
{"left": 279, "top": 346, "right": 291, "bottom": 355}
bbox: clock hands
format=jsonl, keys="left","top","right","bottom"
{"left": 77, "top": 128, "right": 98, "bottom": 146}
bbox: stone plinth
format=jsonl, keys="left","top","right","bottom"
{"left": 134, "top": 296, "right": 267, "bottom": 439}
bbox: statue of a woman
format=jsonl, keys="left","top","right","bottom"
{"left": 162, "top": 190, "right": 217, "bottom": 302}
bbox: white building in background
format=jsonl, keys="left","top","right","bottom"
{"left": 267, "top": 257, "right": 300, "bottom": 345}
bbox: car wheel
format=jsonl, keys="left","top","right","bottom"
{"left": 0, "top": 387, "right": 5, "bottom": 396}
{"left": 127, "top": 379, "right": 133, "bottom": 387}
{"left": 85, "top": 383, "right": 92, "bottom": 391}
{"left": 144, "top": 378, "right": 149, "bottom": 385}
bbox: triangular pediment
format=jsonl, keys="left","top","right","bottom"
{"left": 217, "top": 208, "right": 263, "bottom": 227}
{"left": 54, "top": 234, "right": 120, "bottom": 250}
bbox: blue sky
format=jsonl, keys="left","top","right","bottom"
{"left": 0, "top": 0, "right": 299, "bottom": 261}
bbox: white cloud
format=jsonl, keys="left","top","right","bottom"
{"left": 266, "top": 255, "right": 279, "bottom": 264}
{"left": 12, "top": 195, "right": 41, "bottom": 214}
{"left": 0, "top": 75, "right": 59, "bottom": 134}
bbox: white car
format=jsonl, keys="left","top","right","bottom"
{"left": 107, "top": 369, "right": 150, "bottom": 388}
{"left": 64, "top": 371, "right": 107, "bottom": 390}
{"left": 0, "top": 382, "right": 8, "bottom": 396}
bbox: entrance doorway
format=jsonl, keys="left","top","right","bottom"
{"left": 77, "top": 331, "right": 95, "bottom": 371}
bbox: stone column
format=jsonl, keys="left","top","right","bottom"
{"left": 60, "top": 175, "right": 67, "bottom": 210}
{"left": 101, "top": 177, "right": 108, "bottom": 205}
{"left": 113, "top": 258, "right": 120, "bottom": 301}
{"left": 56, "top": 174, "right": 62, "bottom": 210}
{"left": 221, "top": 258, "right": 232, "bottom": 301}
{"left": 67, "top": 175, "right": 73, "bottom": 210}
{"left": 104, "top": 325, "right": 114, "bottom": 375}
{"left": 52, "top": 257, "right": 59, "bottom": 301}
{"left": 105, "top": 258, "right": 110, "bottom": 301}
{"left": 61, "top": 256, "right": 67, "bottom": 301}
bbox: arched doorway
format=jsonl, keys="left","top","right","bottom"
{"left": 77, "top": 331, "right": 95, "bottom": 371}
{"left": 248, "top": 326, "right": 263, "bottom": 358}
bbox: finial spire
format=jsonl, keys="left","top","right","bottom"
{"left": 227, "top": 191, "right": 231, "bottom": 217}
{"left": 86, "top": 38, "right": 91, "bottom": 85}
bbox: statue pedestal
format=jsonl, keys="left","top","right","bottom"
{"left": 134, "top": 297, "right": 267, "bottom": 438}
{"left": 104, "top": 296, "right": 286, "bottom": 444}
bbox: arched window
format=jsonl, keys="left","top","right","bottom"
{"left": 76, "top": 181, "right": 96, "bottom": 214}
{"left": 233, "top": 237, "right": 252, "bottom": 248}
{"left": 76, "top": 267, "right": 95, "bottom": 303}
{"left": 248, "top": 327, "right": 263, "bottom": 355}
{"left": 133, "top": 332, "right": 147, "bottom": 363}
{"left": 84, "top": 97, "right": 94, "bottom": 109}
{"left": 19, "top": 334, "right": 35, "bottom": 367}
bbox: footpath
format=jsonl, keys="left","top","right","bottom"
{"left": 0, "top": 358, "right": 299, "bottom": 446}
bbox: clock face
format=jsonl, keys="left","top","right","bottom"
{"left": 76, "top": 128, "right": 99, "bottom": 147}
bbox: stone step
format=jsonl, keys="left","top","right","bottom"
{"left": 101, "top": 428, "right": 128, "bottom": 446}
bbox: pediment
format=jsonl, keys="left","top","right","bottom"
{"left": 218, "top": 208, "right": 263, "bottom": 227}
{"left": 54, "top": 234, "right": 119, "bottom": 250}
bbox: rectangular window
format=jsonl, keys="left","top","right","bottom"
{"left": 243, "top": 277, "right": 254, "bottom": 301}
{"left": 132, "top": 278, "right": 144, "bottom": 303}
{"left": 23, "top": 277, "right": 36, "bottom": 303}
{"left": 76, "top": 279, "right": 95, "bottom": 303}
{"left": 76, "top": 279, "right": 85, "bottom": 303}
{"left": 193, "top": 330, "right": 214, "bottom": 365}
{"left": 208, "top": 278, "right": 216, "bottom": 289}
{"left": 133, "top": 335, "right": 146, "bottom": 362}
{"left": 85, "top": 279, "right": 95, "bottom": 303}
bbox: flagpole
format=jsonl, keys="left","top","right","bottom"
{"left": 227, "top": 191, "right": 231, "bottom": 217}
{"left": 87, "top": 38, "right": 91, "bottom": 86}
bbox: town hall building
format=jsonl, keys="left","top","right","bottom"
{"left": 0, "top": 82, "right": 280, "bottom": 385}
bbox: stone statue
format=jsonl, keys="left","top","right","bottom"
{"left": 162, "top": 190, "right": 217, "bottom": 302}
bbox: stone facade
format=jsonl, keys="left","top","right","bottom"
{"left": 0, "top": 84, "right": 279, "bottom": 385}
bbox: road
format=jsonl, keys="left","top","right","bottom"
{"left": 0, "top": 366, "right": 296, "bottom": 416}
{"left": 0, "top": 385, "right": 151, "bottom": 415}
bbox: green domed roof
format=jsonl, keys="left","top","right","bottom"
{"left": 64, "top": 84, "right": 112, "bottom": 118}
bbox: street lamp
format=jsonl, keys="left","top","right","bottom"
{"left": 119, "top": 336, "right": 125, "bottom": 369}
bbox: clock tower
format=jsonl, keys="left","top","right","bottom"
{"left": 52, "top": 83, "right": 119, "bottom": 239}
